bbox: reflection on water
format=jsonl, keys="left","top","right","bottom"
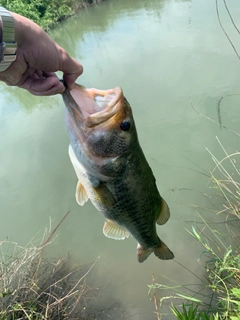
{"left": 1, "top": 0, "right": 240, "bottom": 318}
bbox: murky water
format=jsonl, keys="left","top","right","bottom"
{"left": 1, "top": 0, "right": 240, "bottom": 318}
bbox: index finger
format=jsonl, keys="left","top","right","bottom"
{"left": 20, "top": 73, "right": 65, "bottom": 96}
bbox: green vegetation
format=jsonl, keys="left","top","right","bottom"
{"left": 171, "top": 304, "right": 217, "bottom": 320}
{"left": 149, "top": 139, "right": 240, "bottom": 319}
{"left": 1, "top": 0, "right": 105, "bottom": 30}
{"left": 0, "top": 213, "right": 126, "bottom": 319}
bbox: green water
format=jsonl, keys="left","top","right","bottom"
{"left": 1, "top": 0, "right": 240, "bottom": 318}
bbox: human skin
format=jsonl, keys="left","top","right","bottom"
{"left": 0, "top": 12, "right": 83, "bottom": 96}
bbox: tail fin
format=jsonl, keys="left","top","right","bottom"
{"left": 137, "top": 241, "right": 174, "bottom": 263}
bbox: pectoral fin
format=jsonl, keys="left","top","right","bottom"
{"left": 103, "top": 220, "right": 129, "bottom": 240}
{"left": 76, "top": 181, "right": 89, "bottom": 206}
{"left": 156, "top": 198, "right": 170, "bottom": 225}
{"left": 92, "top": 183, "right": 116, "bottom": 206}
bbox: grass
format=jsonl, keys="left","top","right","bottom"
{"left": 171, "top": 304, "right": 217, "bottom": 320}
{"left": 0, "top": 212, "right": 126, "bottom": 319}
{"left": 149, "top": 137, "right": 240, "bottom": 319}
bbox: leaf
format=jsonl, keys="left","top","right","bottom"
{"left": 232, "top": 288, "right": 240, "bottom": 300}
{"left": 176, "top": 293, "right": 202, "bottom": 303}
{"left": 191, "top": 227, "right": 202, "bottom": 242}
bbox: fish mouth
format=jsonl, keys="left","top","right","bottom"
{"left": 62, "top": 83, "right": 123, "bottom": 128}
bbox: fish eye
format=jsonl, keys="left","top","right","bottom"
{"left": 120, "top": 121, "right": 131, "bottom": 131}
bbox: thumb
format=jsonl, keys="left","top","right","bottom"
{"left": 60, "top": 53, "right": 83, "bottom": 90}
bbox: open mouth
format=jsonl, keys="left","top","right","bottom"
{"left": 71, "top": 86, "right": 122, "bottom": 115}
{"left": 92, "top": 92, "right": 117, "bottom": 112}
{"left": 63, "top": 84, "right": 123, "bottom": 127}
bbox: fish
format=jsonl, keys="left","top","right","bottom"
{"left": 62, "top": 83, "right": 174, "bottom": 263}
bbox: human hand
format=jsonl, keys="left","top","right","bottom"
{"left": 0, "top": 13, "right": 83, "bottom": 96}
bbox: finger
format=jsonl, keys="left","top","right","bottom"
{"left": 20, "top": 74, "right": 65, "bottom": 96}
{"left": 59, "top": 52, "right": 83, "bottom": 90}
{"left": 35, "top": 69, "right": 44, "bottom": 77}
{"left": 29, "top": 80, "right": 65, "bottom": 96}
{"left": 63, "top": 66, "right": 83, "bottom": 90}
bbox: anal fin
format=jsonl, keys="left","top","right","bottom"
{"left": 103, "top": 220, "right": 129, "bottom": 240}
{"left": 156, "top": 198, "right": 170, "bottom": 225}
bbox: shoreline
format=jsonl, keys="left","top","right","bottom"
{"left": 2, "top": 0, "right": 107, "bottom": 31}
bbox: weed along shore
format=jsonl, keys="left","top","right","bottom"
{"left": 0, "top": 215, "right": 126, "bottom": 319}
{"left": 1, "top": 0, "right": 107, "bottom": 30}
{"left": 149, "top": 142, "right": 240, "bottom": 319}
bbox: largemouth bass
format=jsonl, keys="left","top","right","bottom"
{"left": 62, "top": 83, "right": 174, "bottom": 263}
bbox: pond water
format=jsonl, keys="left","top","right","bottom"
{"left": 1, "top": 0, "right": 240, "bottom": 318}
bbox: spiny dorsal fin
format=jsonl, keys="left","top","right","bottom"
{"left": 76, "top": 181, "right": 89, "bottom": 206}
{"left": 103, "top": 220, "right": 129, "bottom": 240}
{"left": 156, "top": 198, "right": 170, "bottom": 225}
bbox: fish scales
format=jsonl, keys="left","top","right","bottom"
{"left": 102, "top": 154, "right": 161, "bottom": 243}
{"left": 62, "top": 84, "right": 174, "bottom": 263}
